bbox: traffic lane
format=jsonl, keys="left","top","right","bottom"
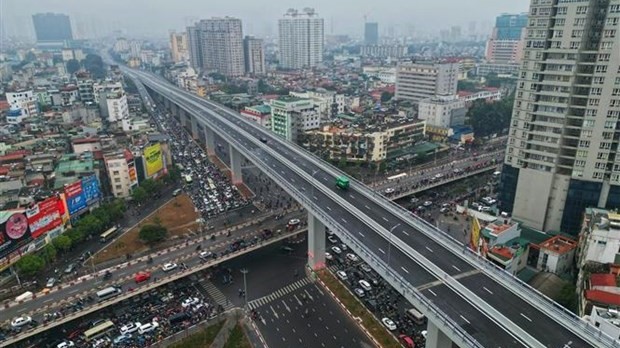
{"left": 460, "top": 273, "right": 587, "bottom": 347}
{"left": 422, "top": 284, "right": 525, "bottom": 348}
{"left": 255, "top": 282, "right": 372, "bottom": 348}
{"left": 2, "top": 213, "right": 301, "bottom": 318}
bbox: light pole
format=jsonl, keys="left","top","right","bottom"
{"left": 386, "top": 223, "right": 401, "bottom": 271}
{"left": 240, "top": 268, "right": 249, "bottom": 310}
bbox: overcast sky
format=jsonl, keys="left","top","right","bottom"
{"left": 1, "top": 0, "right": 530, "bottom": 39}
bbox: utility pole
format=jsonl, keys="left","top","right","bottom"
{"left": 240, "top": 268, "right": 249, "bottom": 310}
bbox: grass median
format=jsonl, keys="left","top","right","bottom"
{"left": 317, "top": 269, "right": 401, "bottom": 348}
{"left": 169, "top": 320, "right": 225, "bottom": 348}
{"left": 223, "top": 322, "right": 252, "bottom": 348}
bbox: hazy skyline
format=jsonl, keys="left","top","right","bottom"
{"left": 2, "top": 0, "right": 530, "bottom": 39}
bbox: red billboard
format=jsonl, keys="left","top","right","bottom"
{"left": 0, "top": 212, "right": 31, "bottom": 260}
{"left": 26, "top": 196, "right": 63, "bottom": 239}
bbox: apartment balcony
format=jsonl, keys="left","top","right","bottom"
{"left": 576, "top": 66, "right": 595, "bottom": 75}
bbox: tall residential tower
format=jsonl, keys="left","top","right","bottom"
{"left": 500, "top": 0, "right": 620, "bottom": 235}
{"left": 186, "top": 17, "right": 245, "bottom": 77}
{"left": 278, "top": 8, "right": 324, "bottom": 69}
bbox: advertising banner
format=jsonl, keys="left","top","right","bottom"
{"left": 64, "top": 181, "right": 87, "bottom": 216}
{"left": 26, "top": 196, "right": 63, "bottom": 239}
{"left": 82, "top": 175, "right": 101, "bottom": 205}
{"left": 0, "top": 211, "right": 31, "bottom": 260}
{"left": 144, "top": 143, "right": 163, "bottom": 177}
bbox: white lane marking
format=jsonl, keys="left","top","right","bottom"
{"left": 402, "top": 230, "right": 409, "bottom": 236}
{"left": 69, "top": 288, "right": 80, "bottom": 294}
{"left": 428, "top": 289, "right": 437, "bottom": 297}
{"left": 520, "top": 313, "right": 532, "bottom": 322}
{"left": 483, "top": 287, "right": 493, "bottom": 295}
{"left": 43, "top": 298, "right": 54, "bottom": 303}
{"left": 365, "top": 205, "right": 370, "bottom": 210}
{"left": 382, "top": 217, "right": 388, "bottom": 222}
{"left": 358, "top": 232, "right": 364, "bottom": 238}
{"left": 282, "top": 300, "right": 291, "bottom": 312}
{"left": 301, "top": 187, "right": 306, "bottom": 191}
{"left": 401, "top": 267, "right": 409, "bottom": 274}
{"left": 291, "top": 178, "right": 295, "bottom": 183}
{"left": 460, "top": 315, "right": 471, "bottom": 324}
{"left": 17, "top": 307, "right": 28, "bottom": 313}
{"left": 349, "top": 194, "right": 355, "bottom": 199}
{"left": 452, "top": 265, "right": 461, "bottom": 272}
{"left": 322, "top": 177, "right": 328, "bottom": 181}
{"left": 270, "top": 305, "right": 279, "bottom": 319}
{"left": 280, "top": 170, "right": 285, "bottom": 175}
{"left": 341, "top": 218, "right": 347, "bottom": 223}
{"left": 313, "top": 196, "right": 318, "bottom": 200}
{"left": 425, "top": 246, "right": 433, "bottom": 252}
{"left": 326, "top": 206, "right": 332, "bottom": 211}
{"left": 293, "top": 294, "right": 303, "bottom": 306}
{"left": 304, "top": 289, "right": 314, "bottom": 300}
{"left": 378, "top": 248, "right": 386, "bottom": 254}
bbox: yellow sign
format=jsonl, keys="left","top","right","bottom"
{"left": 470, "top": 216, "right": 481, "bottom": 251}
{"left": 144, "top": 143, "right": 163, "bottom": 177}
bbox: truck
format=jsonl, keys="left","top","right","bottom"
{"left": 336, "top": 176, "right": 350, "bottom": 190}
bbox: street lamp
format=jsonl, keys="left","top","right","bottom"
{"left": 240, "top": 268, "right": 249, "bottom": 310}
{"left": 386, "top": 223, "right": 401, "bottom": 271}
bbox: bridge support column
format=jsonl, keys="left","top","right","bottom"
{"left": 164, "top": 98, "right": 171, "bottom": 111}
{"left": 190, "top": 117, "right": 199, "bottom": 140}
{"left": 425, "top": 321, "right": 452, "bottom": 348}
{"left": 229, "top": 144, "right": 243, "bottom": 185}
{"left": 205, "top": 128, "right": 216, "bottom": 156}
{"left": 307, "top": 212, "right": 326, "bottom": 270}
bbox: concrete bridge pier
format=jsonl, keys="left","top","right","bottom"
{"left": 307, "top": 212, "right": 326, "bottom": 270}
{"left": 229, "top": 144, "right": 243, "bottom": 185}
{"left": 425, "top": 321, "right": 453, "bottom": 348}
{"left": 205, "top": 128, "right": 216, "bottom": 156}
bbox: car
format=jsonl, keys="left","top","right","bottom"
{"left": 359, "top": 280, "right": 372, "bottom": 291}
{"left": 64, "top": 263, "right": 76, "bottom": 274}
{"left": 423, "top": 201, "right": 433, "bottom": 207}
{"left": 480, "top": 206, "right": 492, "bottom": 212}
{"left": 120, "top": 322, "right": 141, "bottom": 334}
{"left": 340, "top": 244, "right": 348, "bottom": 251}
{"left": 381, "top": 317, "right": 397, "bottom": 331}
{"left": 181, "top": 297, "right": 201, "bottom": 308}
{"left": 410, "top": 197, "right": 419, "bottom": 203}
{"left": 346, "top": 253, "right": 359, "bottom": 262}
{"left": 172, "top": 188, "right": 182, "bottom": 196}
{"left": 11, "top": 316, "right": 32, "bottom": 328}
{"left": 434, "top": 173, "right": 443, "bottom": 179}
{"left": 134, "top": 271, "right": 151, "bottom": 283}
{"left": 46, "top": 277, "right": 57, "bottom": 288}
{"left": 421, "top": 330, "right": 427, "bottom": 338}
{"left": 259, "top": 137, "right": 268, "bottom": 143}
{"left": 471, "top": 202, "right": 481, "bottom": 209}
{"left": 354, "top": 288, "right": 365, "bottom": 297}
{"left": 440, "top": 207, "right": 449, "bottom": 213}
{"left": 138, "top": 321, "right": 159, "bottom": 335}
{"left": 336, "top": 270, "right": 348, "bottom": 280}
{"left": 199, "top": 251, "right": 213, "bottom": 259}
{"left": 325, "top": 252, "right": 333, "bottom": 260}
{"left": 360, "top": 263, "right": 372, "bottom": 273}
{"left": 399, "top": 334, "right": 415, "bottom": 348}
{"left": 327, "top": 235, "right": 338, "bottom": 243}
{"left": 113, "top": 334, "right": 132, "bottom": 344}
{"left": 384, "top": 188, "right": 395, "bottom": 194}
{"left": 287, "top": 218, "right": 300, "bottom": 226}
{"left": 56, "top": 341, "right": 75, "bottom": 348}
{"left": 162, "top": 263, "right": 178, "bottom": 272}
{"left": 331, "top": 246, "right": 342, "bottom": 254}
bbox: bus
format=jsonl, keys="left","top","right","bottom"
{"left": 96, "top": 286, "right": 122, "bottom": 301}
{"left": 336, "top": 176, "right": 349, "bottom": 190}
{"left": 185, "top": 175, "right": 193, "bottom": 184}
{"left": 387, "top": 173, "right": 408, "bottom": 181}
{"left": 405, "top": 307, "right": 426, "bottom": 325}
{"left": 207, "top": 178, "right": 216, "bottom": 190}
{"left": 99, "top": 227, "right": 119, "bottom": 243}
{"left": 83, "top": 320, "right": 115, "bottom": 341}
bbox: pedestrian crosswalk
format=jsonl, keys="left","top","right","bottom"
{"left": 247, "top": 277, "right": 312, "bottom": 310}
{"left": 198, "top": 278, "right": 234, "bottom": 311}
{"left": 328, "top": 265, "right": 339, "bottom": 273}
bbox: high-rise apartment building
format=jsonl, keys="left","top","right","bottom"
{"left": 485, "top": 13, "right": 528, "bottom": 64}
{"left": 395, "top": 61, "right": 459, "bottom": 104}
{"left": 364, "top": 22, "right": 379, "bottom": 45}
{"left": 169, "top": 31, "right": 189, "bottom": 63}
{"left": 186, "top": 18, "right": 245, "bottom": 76}
{"left": 500, "top": 0, "right": 620, "bottom": 235}
{"left": 32, "top": 13, "right": 73, "bottom": 46}
{"left": 278, "top": 8, "right": 324, "bottom": 69}
{"left": 244, "top": 36, "right": 266, "bottom": 75}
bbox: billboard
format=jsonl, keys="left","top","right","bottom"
{"left": 64, "top": 180, "right": 87, "bottom": 216}
{"left": 144, "top": 143, "right": 164, "bottom": 177}
{"left": 0, "top": 211, "right": 31, "bottom": 260}
{"left": 26, "top": 196, "right": 63, "bottom": 239}
{"left": 82, "top": 175, "right": 101, "bottom": 205}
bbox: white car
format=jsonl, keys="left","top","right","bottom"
{"left": 359, "top": 280, "right": 372, "bottom": 291}
{"left": 138, "top": 321, "right": 160, "bottom": 335}
{"left": 384, "top": 188, "right": 395, "bottom": 194}
{"left": 360, "top": 263, "right": 372, "bottom": 273}
{"left": 325, "top": 252, "right": 333, "bottom": 260}
{"left": 120, "top": 322, "right": 141, "bottom": 334}
{"left": 287, "top": 218, "right": 300, "bottom": 226}
{"left": 421, "top": 330, "right": 427, "bottom": 338}
{"left": 336, "top": 270, "right": 348, "bottom": 280}
{"left": 46, "top": 277, "right": 57, "bottom": 288}
{"left": 11, "top": 316, "right": 32, "bottom": 328}
{"left": 113, "top": 334, "right": 132, "bottom": 344}
{"left": 382, "top": 317, "right": 397, "bottom": 331}
{"left": 423, "top": 201, "right": 433, "bottom": 207}
{"left": 340, "top": 244, "right": 348, "bottom": 251}
{"left": 56, "top": 341, "right": 75, "bottom": 348}
{"left": 199, "top": 251, "right": 213, "bottom": 259}
{"left": 331, "top": 246, "right": 342, "bottom": 254}
{"left": 182, "top": 297, "right": 201, "bottom": 308}
{"left": 327, "top": 235, "right": 338, "bottom": 243}
{"left": 346, "top": 253, "right": 359, "bottom": 262}
{"left": 162, "top": 263, "right": 178, "bottom": 272}
{"left": 354, "top": 288, "right": 365, "bottom": 297}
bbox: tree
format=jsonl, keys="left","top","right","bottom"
{"left": 555, "top": 283, "right": 578, "bottom": 313}
{"left": 466, "top": 95, "right": 515, "bottom": 138}
{"left": 458, "top": 80, "right": 478, "bottom": 92}
{"left": 82, "top": 54, "right": 106, "bottom": 79}
{"left": 16, "top": 255, "right": 45, "bottom": 278}
{"left": 139, "top": 224, "right": 168, "bottom": 245}
{"left": 77, "top": 214, "right": 104, "bottom": 236}
{"left": 131, "top": 187, "right": 148, "bottom": 204}
{"left": 140, "top": 179, "right": 162, "bottom": 198}
{"left": 66, "top": 228, "right": 85, "bottom": 244}
{"left": 53, "top": 235, "right": 72, "bottom": 253}
{"left": 66, "top": 59, "right": 81, "bottom": 74}
{"left": 40, "top": 244, "right": 57, "bottom": 263}
{"left": 380, "top": 91, "right": 394, "bottom": 103}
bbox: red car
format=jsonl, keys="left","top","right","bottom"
{"left": 399, "top": 334, "right": 415, "bottom": 348}
{"left": 134, "top": 271, "right": 151, "bottom": 283}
